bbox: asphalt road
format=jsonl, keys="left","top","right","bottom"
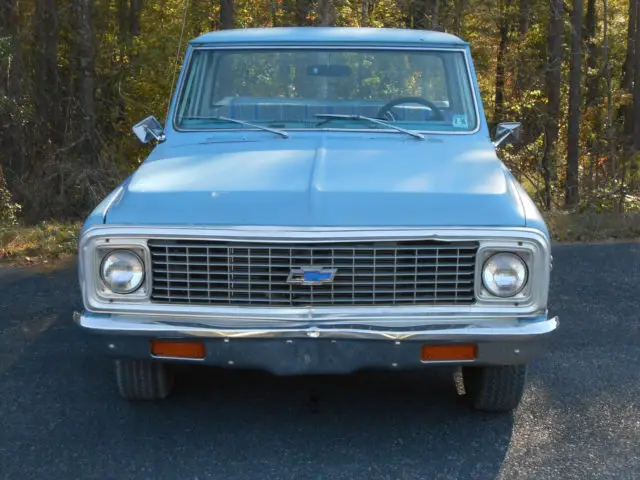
{"left": 0, "top": 243, "right": 638, "bottom": 479}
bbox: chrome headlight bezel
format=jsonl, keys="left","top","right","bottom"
{"left": 474, "top": 240, "right": 545, "bottom": 308}
{"left": 82, "top": 237, "right": 153, "bottom": 305}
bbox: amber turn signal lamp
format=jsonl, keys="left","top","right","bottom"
{"left": 421, "top": 344, "right": 477, "bottom": 362}
{"left": 151, "top": 340, "right": 205, "bottom": 359}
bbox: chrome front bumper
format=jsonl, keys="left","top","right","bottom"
{"left": 74, "top": 312, "right": 558, "bottom": 375}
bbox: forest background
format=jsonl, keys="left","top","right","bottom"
{"left": 1, "top": 0, "right": 639, "bottom": 259}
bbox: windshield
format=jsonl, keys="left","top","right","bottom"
{"left": 175, "top": 48, "right": 478, "bottom": 133}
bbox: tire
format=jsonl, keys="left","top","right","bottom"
{"left": 114, "top": 359, "right": 175, "bottom": 401}
{"left": 463, "top": 364, "right": 527, "bottom": 412}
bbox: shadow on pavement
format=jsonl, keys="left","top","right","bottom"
{"left": 0, "top": 261, "right": 515, "bottom": 479}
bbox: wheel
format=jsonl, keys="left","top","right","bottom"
{"left": 114, "top": 359, "right": 175, "bottom": 401}
{"left": 463, "top": 364, "right": 527, "bottom": 412}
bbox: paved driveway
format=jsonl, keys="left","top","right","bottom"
{"left": 0, "top": 243, "right": 638, "bottom": 479}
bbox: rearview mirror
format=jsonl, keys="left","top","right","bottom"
{"left": 132, "top": 116, "right": 165, "bottom": 144}
{"left": 493, "top": 122, "right": 521, "bottom": 147}
{"left": 306, "top": 65, "right": 352, "bottom": 77}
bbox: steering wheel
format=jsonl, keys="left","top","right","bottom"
{"left": 377, "top": 96, "right": 444, "bottom": 122}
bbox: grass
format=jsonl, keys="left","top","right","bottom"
{"left": 0, "top": 222, "right": 81, "bottom": 265}
{"left": 0, "top": 213, "right": 638, "bottom": 266}
{"left": 545, "top": 211, "right": 640, "bottom": 243}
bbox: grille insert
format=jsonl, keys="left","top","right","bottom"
{"left": 148, "top": 239, "right": 478, "bottom": 307}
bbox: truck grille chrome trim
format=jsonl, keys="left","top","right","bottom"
{"left": 147, "top": 239, "right": 478, "bottom": 306}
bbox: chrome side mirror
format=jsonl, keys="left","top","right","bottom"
{"left": 132, "top": 116, "right": 166, "bottom": 144}
{"left": 493, "top": 122, "right": 522, "bottom": 147}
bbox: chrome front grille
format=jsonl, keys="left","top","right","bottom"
{"left": 148, "top": 239, "right": 478, "bottom": 307}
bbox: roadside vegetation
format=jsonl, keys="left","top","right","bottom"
{"left": 0, "top": 222, "right": 81, "bottom": 265}
{"left": 545, "top": 212, "right": 640, "bottom": 242}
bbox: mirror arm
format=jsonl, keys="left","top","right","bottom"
{"left": 493, "top": 132, "right": 512, "bottom": 148}
{"left": 149, "top": 130, "right": 166, "bottom": 143}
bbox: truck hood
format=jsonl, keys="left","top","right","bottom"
{"left": 106, "top": 135, "right": 526, "bottom": 227}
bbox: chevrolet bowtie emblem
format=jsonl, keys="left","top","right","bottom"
{"left": 287, "top": 267, "right": 337, "bottom": 285}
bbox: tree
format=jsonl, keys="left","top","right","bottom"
{"left": 634, "top": 0, "right": 640, "bottom": 152}
{"left": 515, "top": 0, "right": 531, "bottom": 92}
{"left": 622, "top": 0, "right": 638, "bottom": 138}
{"left": 452, "top": 0, "right": 466, "bottom": 36}
{"left": 566, "top": 0, "right": 583, "bottom": 207}
{"left": 494, "top": 0, "right": 510, "bottom": 123}
{"left": 319, "top": 0, "right": 337, "bottom": 25}
{"left": 33, "top": 0, "right": 61, "bottom": 144}
{"left": 542, "top": 0, "right": 564, "bottom": 210}
{"left": 294, "top": 0, "right": 312, "bottom": 25}
{"left": 75, "top": 0, "right": 97, "bottom": 160}
{"left": 221, "top": 0, "right": 235, "bottom": 29}
{"left": 584, "top": 0, "right": 598, "bottom": 107}
{"left": 0, "top": 0, "right": 22, "bottom": 97}
{"left": 130, "top": 0, "right": 142, "bottom": 37}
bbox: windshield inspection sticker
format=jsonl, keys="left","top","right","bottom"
{"left": 452, "top": 114, "right": 469, "bottom": 129}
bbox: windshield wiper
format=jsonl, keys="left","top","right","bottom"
{"left": 315, "top": 114, "right": 425, "bottom": 140}
{"left": 179, "top": 115, "right": 289, "bottom": 138}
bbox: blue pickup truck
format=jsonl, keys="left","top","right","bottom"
{"left": 75, "top": 27, "right": 557, "bottom": 412}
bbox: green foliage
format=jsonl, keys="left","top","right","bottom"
{"left": 0, "top": 181, "right": 21, "bottom": 226}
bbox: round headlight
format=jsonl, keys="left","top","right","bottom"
{"left": 482, "top": 252, "right": 528, "bottom": 298}
{"left": 100, "top": 250, "right": 144, "bottom": 294}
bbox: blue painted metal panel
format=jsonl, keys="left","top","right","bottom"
{"left": 104, "top": 132, "right": 529, "bottom": 228}
{"left": 84, "top": 29, "right": 548, "bottom": 239}
{"left": 190, "top": 27, "right": 468, "bottom": 47}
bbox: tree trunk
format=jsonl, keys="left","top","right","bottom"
{"left": 271, "top": 0, "right": 279, "bottom": 26}
{"left": 318, "top": 0, "right": 336, "bottom": 26}
{"left": 542, "top": 0, "right": 564, "bottom": 210}
{"left": 129, "top": 0, "right": 141, "bottom": 37}
{"left": 33, "top": 0, "right": 61, "bottom": 143}
{"left": 221, "top": 0, "right": 235, "bottom": 29}
{"left": 75, "top": 0, "right": 96, "bottom": 159}
{"left": 295, "top": 0, "right": 312, "bottom": 25}
{"left": 622, "top": 0, "right": 638, "bottom": 137}
{"left": 113, "top": 0, "right": 129, "bottom": 130}
{"left": 118, "top": 0, "right": 129, "bottom": 43}
{"left": 0, "top": 0, "right": 22, "bottom": 97}
{"left": 453, "top": 0, "right": 466, "bottom": 36}
{"left": 494, "top": 1, "right": 508, "bottom": 123}
{"left": 566, "top": 0, "right": 583, "bottom": 207}
{"left": 584, "top": 0, "right": 598, "bottom": 107}
{"left": 515, "top": 0, "right": 531, "bottom": 92}
{"left": 360, "top": 0, "right": 369, "bottom": 26}
{"left": 634, "top": 0, "right": 640, "bottom": 151}
{"left": 430, "top": 0, "right": 439, "bottom": 29}
{"left": 602, "top": 0, "right": 617, "bottom": 209}
{"left": 518, "top": 0, "right": 530, "bottom": 35}
{"left": 582, "top": 0, "right": 599, "bottom": 201}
